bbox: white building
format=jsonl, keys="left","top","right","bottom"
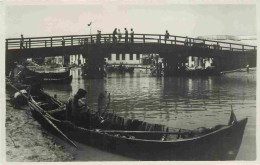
{"left": 104, "top": 53, "right": 164, "bottom": 66}
{"left": 70, "top": 54, "right": 85, "bottom": 65}
{"left": 45, "top": 56, "right": 63, "bottom": 65}
{"left": 44, "top": 54, "right": 85, "bottom": 66}
{"left": 105, "top": 53, "right": 143, "bottom": 65}
{"left": 187, "top": 56, "right": 213, "bottom": 69}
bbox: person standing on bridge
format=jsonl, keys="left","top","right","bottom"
{"left": 20, "top": 34, "right": 25, "bottom": 49}
{"left": 62, "top": 37, "right": 65, "bottom": 46}
{"left": 130, "top": 28, "right": 134, "bottom": 43}
{"left": 118, "top": 29, "right": 122, "bottom": 43}
{"left": 185, "top": 36, "right": 188, "bottom": 46}
{"left": 165, "top": 30, "right": 169, "bottom": 44}
{"left": 96, "top": 30, "right": 101, "bottom": 44}
{"left": 113, "top": 28, "right": 117, "bottom": 44}
{"left": 125, "top": 28, "right": 128, "bottom": 43}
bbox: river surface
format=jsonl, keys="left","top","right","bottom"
{"left": 42, "top": 67, "right": 256, "bottom": 161}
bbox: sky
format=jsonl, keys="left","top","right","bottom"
{"left": 4, "top": 1, "right": 257, "bottom": 38}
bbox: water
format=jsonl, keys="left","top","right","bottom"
{"left": 43, "top": 68, "right": 256, "bottom": 161}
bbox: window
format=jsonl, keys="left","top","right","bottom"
{"left": 136, "top": 54, "right": 140, "bottom": 60}
{"left": 130, "top": 53, "right": 133, "bottom": 60}
{"left": 116, "top": 53, "right": 120, "bottom": 60}
{"left": 122, "top": 53, "right": 125, "bottom": 60}
{"left": 108, "top": 54, "right": 111, "bottom": 60}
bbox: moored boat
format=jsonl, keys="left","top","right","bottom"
{"left": 125, "top": 66, "right": 134, "bottom": 73}
{"left": 43, "top": 75, "right": 73, "bottom": 84}
{"left": 27, "top": 89, "right": 248, "bottom": 160}
{"left": 24, "top": 66, "right": 71, "bottom": 79}
{"left": 106, "top": 65, "right": 134, "bottom": 73}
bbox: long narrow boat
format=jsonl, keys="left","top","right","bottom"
{"left": 27, "top": 89, "right": 247, "bottom": 160}
{"left": 43, "top": 75, "right": 73, "bottom": 84}
{"left": 24, "top": 67, "right": 71, "bottom": 79}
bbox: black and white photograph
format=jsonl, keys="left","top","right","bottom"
{"left": 1, "top": 0, "right": 258, "bottom": 162}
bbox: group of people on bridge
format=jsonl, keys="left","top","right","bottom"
{"left": 18, "top": 30, "right": 199, "bottom": 48}
{"left": 112, "top": 28, "right": 134, "bottom": 44}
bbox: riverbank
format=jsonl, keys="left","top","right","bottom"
{"left": 5, "top": 93, "right": 74, "bottom": 162}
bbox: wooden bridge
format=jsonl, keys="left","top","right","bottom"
{"left": 6, "top": 33, "right": 257, "bottom": 75}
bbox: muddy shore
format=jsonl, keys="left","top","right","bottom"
{"left": 5, "top": 91, "right": 74, "bottom": 162}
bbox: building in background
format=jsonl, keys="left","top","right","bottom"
{"left": 43, "top": 54, "right": 85, "bottom": 66}
{"left": 104, "top": 53, "right": 163, "bottom": 66}
{"left": 187, "top": 56, "right": 213, "bottom": 69}
{"left": 70, "top": 54, "right": 85, "bottom": 65}
{"left": 105, "top": 53, "right": 142, "bottom": 65}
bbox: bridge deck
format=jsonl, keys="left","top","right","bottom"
{"left": 6, "top": 33, "right": 256, "bottom": 52}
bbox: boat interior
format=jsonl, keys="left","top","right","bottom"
{"left": 31, "top": 90, "right": 229, "bottom": 141}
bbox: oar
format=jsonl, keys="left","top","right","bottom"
{"left": 7, "top": 82, "right": 78, "bottom": 148}
{"left": 96, "top": 130, "right": 182, "bottom": 135}
{"left": 28, "top": 100, "right": 78, "bottom": 148}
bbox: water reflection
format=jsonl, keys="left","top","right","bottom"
{"left": 43, "top": 84, "right": 72, "bottom": 92}
{"left": 42, "top": 68, "right": 256, "bottom": 160}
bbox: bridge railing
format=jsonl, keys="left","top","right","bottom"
{"left": 6, "top": 33, "right": 256, "bottom": 52}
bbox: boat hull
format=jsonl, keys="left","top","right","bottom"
{"left": 29, "top": 103, "right": 247, "bottom": 160}
{"left": 43, "top": 75, "right": 72, "bottom": 84}
{"left": 24, "top": 67, "right": 71, "bottom": 79}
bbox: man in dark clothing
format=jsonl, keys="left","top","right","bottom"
{"left": 113, "top": 28, "right": 117, "bottom": 43}
{"left": 61, "top": 37, "right": 65, "bottom": 46}
{"left": 130, "top": 28, "right": 134, "bottom": 43}
{"left": 165, "top": 30, "right": 169, "bottom": 44}
{"left": 66, "top": 88, "right": 87, "bottom": 121}
{"left": 20, "top": 34, "right": 25, "bottom": 49}
{"left": 96, "top": 30, "right": 101, "bottom": 44}
{"left": 185, "top": 36, "right": 188, "bottom": 46}
{"left": 125, "top": 28, "right": 128, "bottom": 43}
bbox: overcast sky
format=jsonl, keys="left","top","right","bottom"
{"left": 5, "top": 2, "right": 257, "bottom": 38}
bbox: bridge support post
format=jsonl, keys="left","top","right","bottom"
{"left": 83, "top": 45, "right": 106, "bottom": 79}
{"left": 162, "top": 53, "right": 179, "bottom": 76}
{"left": 63, "top": 55, "right": 70, "bottom": 67}
{"left": 161, "top": 52, "right": 189, "bottom": 76}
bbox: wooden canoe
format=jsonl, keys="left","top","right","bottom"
{"left": 28, "top": 89, "right": 247, "bottom": 160}
{"left": 24, "top": 67, "right": 71, "bottom": 79}
{"left": 43, "top": 75, "right": 73, "bottom": 84}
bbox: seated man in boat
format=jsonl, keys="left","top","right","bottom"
{"left": 66, "top": 88, "right": 88, "bottom": 122}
